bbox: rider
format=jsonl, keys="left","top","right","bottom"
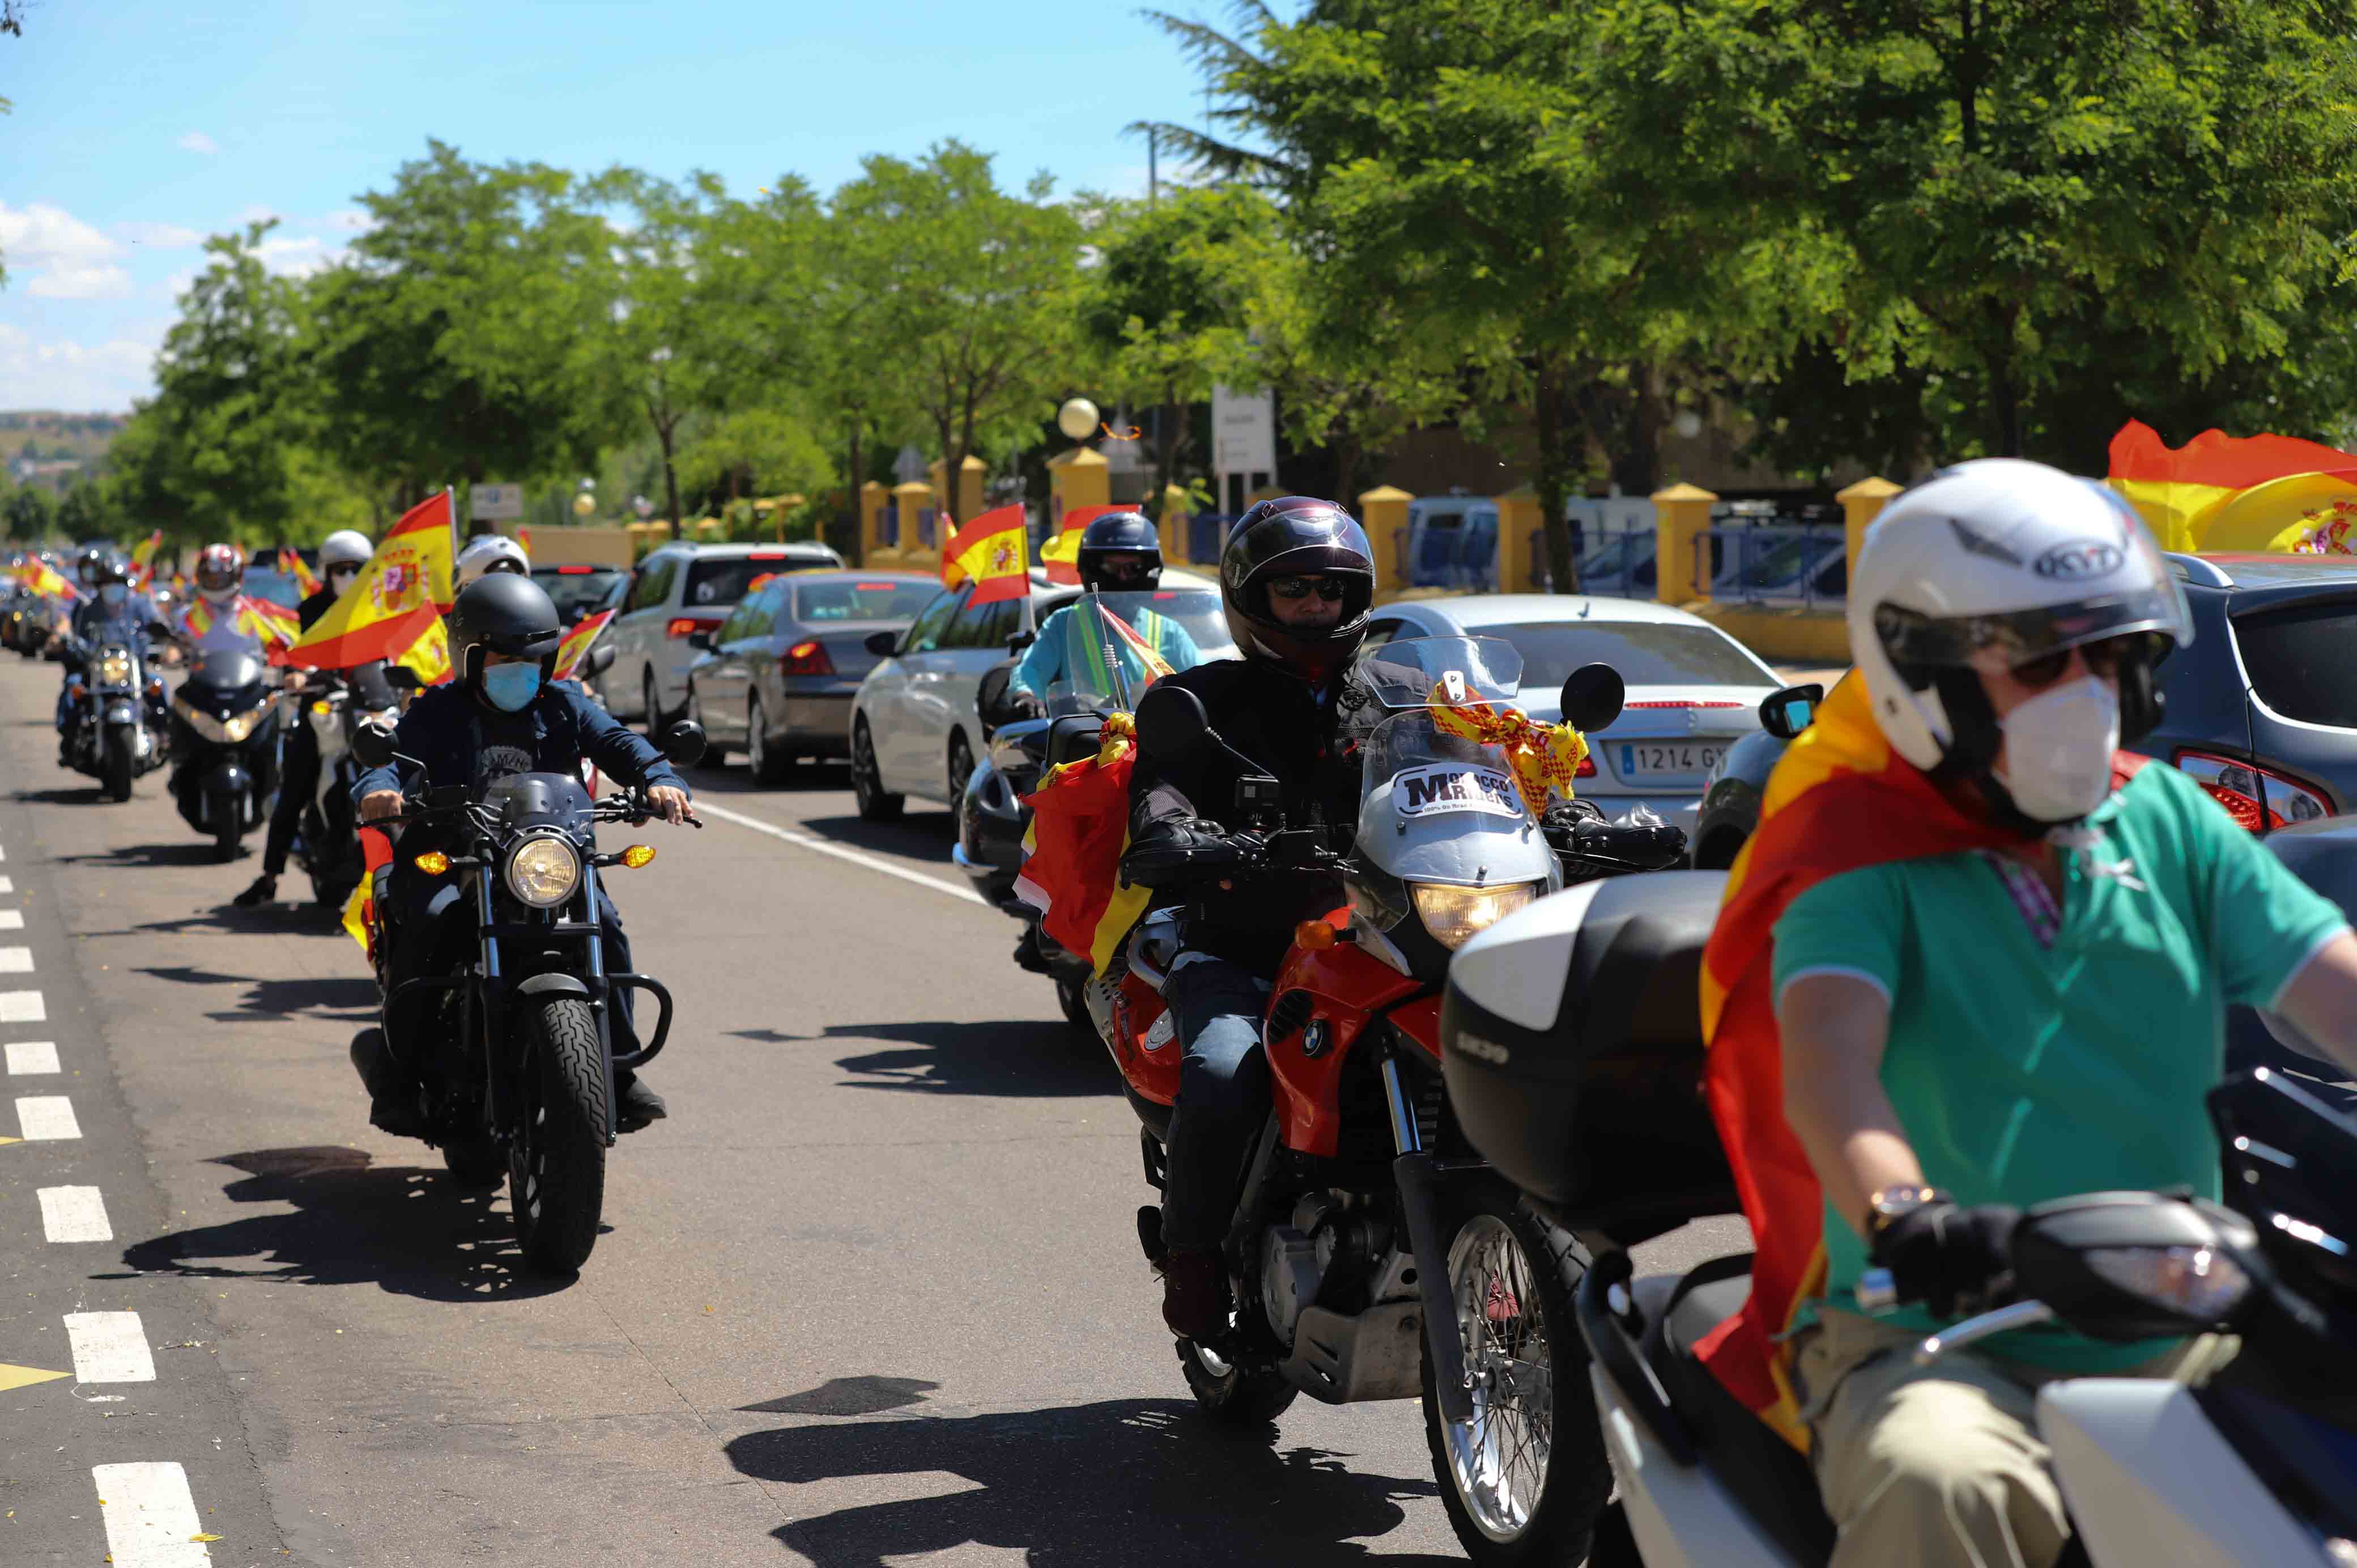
{"left": 1007, "top": 512, "right": 1202, "bottom": 706}
{"left": 236, "top": 529, "right": 377, "bottom": 909}
{"left": 1758, "top": 460, "right": 2357, "bottom": 1568}
{"left": 455, "top": 532, "right": 529, "bottom": 589}
{"left": 177, "top": 543, "right": 259, "bottom": 657}
{"left": 352, "top": 573, "right": 692, "bottom": 1135}
{"left": 54, "top": 553, "right": 165, "bottom": 759}
{"left": 1118, "top": 496, "right": 1375, "bottom": 1337}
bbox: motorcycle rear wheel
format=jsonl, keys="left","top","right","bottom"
{"left": 1177, "top": 1339, "right": 1297, "bottom": 1428}
{"left": 103, "top": 730, "right": 134, "bottom": 803}
{"left": 507, "top": 995, "right": 609, "bottom": 1274}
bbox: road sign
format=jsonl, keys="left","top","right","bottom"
{"left": 1212, "top": 386, "right": 1277, "bottom": 478}
{"left": 471, "top": 484, "right": 524, "bottom": 521}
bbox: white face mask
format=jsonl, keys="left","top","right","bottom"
{"left": 1993, "top": 674, "right": 2120, "bottom": 823}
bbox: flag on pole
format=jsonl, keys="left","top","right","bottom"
{"left": 391, "top": 615, "right": 453, "bottom": 687}
{"left": 182, "top": 594, "right": 299, "bottom": 659}
{"left": 129, "top": 531, "right": 164, "bottom": 590}
{"left": 551, "top": 609, "right": 615, "bottom": 682}
{"left": 286, "top": 491, "right": 457, "bottom": 670}
{"left": 940, "top": 504, "right": 1029, "bottom": 604}
{"left": 2107, "top": 420, "right": 2357, "bottom": 553}
{"left": 277, "top": 545, "right": 322, "bottom": 597}
{"left": 517, "top": 526, "right": 533, "bottom": 557}
{"left": 17, "top": 560, "right": 81, "bottom": 602}
{"left": 1041, "top": 504, "right": 1120, "bottom": 585}
{"left": 342, "top": 826, "right": 395, "bottom": 955}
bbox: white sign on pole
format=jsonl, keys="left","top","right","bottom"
{"left": 471, "top": 484, "right": 525, "bottom": 521}
{"left": 1211, "top": 385, "right": 1277, "bottom": 479}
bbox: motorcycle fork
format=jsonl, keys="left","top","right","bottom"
{"left": 1384, "top": 1040, "right": 1476, "bottom": 1425}
{"left": 473, "top": 870, "right": 513, "bottom": 1139}
{"left": 577, "top": 863, "right": 620, "bottom": 1149}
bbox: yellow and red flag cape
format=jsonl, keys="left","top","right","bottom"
{"left": 287, "top": 491, "right": 456, "bottom": 671}
{"left": 941, "top": 504, "right": 1029, "bottom": 605}
{"left": 18, "top": 559, "right": 81, "bottom": 601}
{"left": 1014, "top": 715, "right": 1152, "bottom": 975}
{"left": 277, "top": 545, "right": 322, "bottom": 598}
{"left": 1691, "top": 676, "right": 2151, "bottom": 1448}
{"left": 2107, "top": 420, "right": 2357, "bottom": 553}
{"left": 551, "top": 610, "right": 615, "bottom": 683}
{"left": 182, "top": 594, "right": 299, "bottom": 659}
{"left": 1041, "top": 504, "right": 1120, "bottom": 585}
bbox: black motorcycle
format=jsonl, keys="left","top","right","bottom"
{"left": 346, "top": 717, "right": 704, "bottom": 1273}
{"left": 290, "top": 663, "right": 401, "bottom": 907}
{"left": 168, "top": 646, "right": 281, "bottom": 860}
{"left": 63, "top": 628, "right": 170, "bottom": 802}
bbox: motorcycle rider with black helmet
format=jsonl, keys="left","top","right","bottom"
{"left": 54, "top": 553, "right": 167, "bottom": 759}
{"left": 1007, "top": 510, "right": 1203, "bottom": 708}
{"left": 351, "top": 573, "right": 692, "bottom": 1135}
{"left": 1118, "top": 495, "right": 1377, "bottom": 1337}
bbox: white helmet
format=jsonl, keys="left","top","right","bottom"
{"left": 1850, "top": 459, "right": 2190, "bottom": 817}
{"left": 319, "top": 530, "right": 372, "bottom": 570}
{"left": 456, "top": 533, "right": 530, "bottom": 587}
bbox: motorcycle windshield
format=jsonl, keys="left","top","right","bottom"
{"left": 1038, "top": 589, "right": 1225, "bottom": 717}
{"left": 1347, "top": 636, "right": 1522, "bottom": 716}
{"left": 1352, "top": 639, "right": 1531, "bottom": 825}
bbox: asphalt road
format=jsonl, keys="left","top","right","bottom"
{"left": 0, "top": 655, "right": 1746, "bottom": 1568}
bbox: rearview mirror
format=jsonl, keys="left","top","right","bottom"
{"left": 581, "top": 644, "right": 616, "bottom": 679}
{"left": 382, "top": 665, "right": 423, "bottom": 692}
{"left": 864, "top": 630, "right": 899, "bottom": 658}
{"left": 659, "top": 719, "right": 708, "bottom": 768}
{"left": 1559, "top": 663, "right": 1626, "bottom": 732}
{"left": 1135, "top": 683, "right": 1211, "bottom": 763}
{"left": 687, "top": 630, "right": 715, "bottom": 653}
{"left": 1758, "top": 683, "right": 1823, "bottom": 742}
{"left": 351, "top": 720, "right": 397, "bottom": 769}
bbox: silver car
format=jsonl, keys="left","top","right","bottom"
{"left": 597, "top": 540, "right": 843, "bottom": 730}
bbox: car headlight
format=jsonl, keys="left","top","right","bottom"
{"left": 99, "top": 653, "right": 132, "bottom": 684}
{"left": 1411, "top": 880, "right": 1541, "bottom": 951}
{"left": 2083, "top": 1245, "right": 2250, "bottom": 1322}
{"left": 504, "top": 835, "right": 582, "bottom": 908}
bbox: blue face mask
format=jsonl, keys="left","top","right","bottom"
{"left": 100, "top": 583, "right": 126, "bottom": 608}
{"left": 481, "top": 662, "right": 542, "bottom": 712}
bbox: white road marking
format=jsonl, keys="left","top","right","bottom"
{"left": 38, "top": 1185, "right": 111, "bottom": 1242}
{"left": 92, "top": 1461, "right": 211, "bottom": 1566}
{"left": 65, "top": 1311, "right": 155, "bottom": 1382}
{"left": 0, "top": 947, "right": 31, "bottom": 973}
{"left": 0, "top": 988, "right": 44, "bottom": 1022}
{"left": 696, "top": 800, "right": 985, "bottom": 905}
{"left": 6, "top": 1039, "right": 59, "bottom": 1074}
{"left": 16, "top": 1095, "right": 81, "bottom": 1140}
{"left": 0, "top": 910, "right": 22, "bottom": 929}
{"left": 0, "top": 874, "right": 12, "bottom": 893}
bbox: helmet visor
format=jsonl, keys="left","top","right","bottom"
{"left": 1876, "top": 578, "right": 2187, "bottom": 671}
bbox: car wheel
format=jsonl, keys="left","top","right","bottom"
{"left": 947, "top": 732, "right": 976, "bottom": 811}
{"left": 852, "top": 718, "right": 904, "bottom": 822}
{"left": 748, "top": 693, "right": 792, "bottom": 786}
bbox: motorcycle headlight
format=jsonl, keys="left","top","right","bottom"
{"left": 174, "top": 696, "right": 229, "bottom": 744}
{"left": 1412, "top": 880, "right": 1542, "bottom": 951}
{"left": 504, "top": 834, "right": 582, "bottom": 908}
{"left": 2083, "top": 1245, "right": 2251, "bottom": 1323}
{"left": 220, "top": 704, "right": 268, "bottom": 743}
{"left": 99, "top": 653, "right": 132, "bottom": 684}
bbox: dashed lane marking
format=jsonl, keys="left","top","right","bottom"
{"left": 0, "top": 1361, "right": 68, "bottom": 1392}
{"left": 6, "top": 1039, "right": 58, "bottom": 1074}
{"left": 64, "top": 1311, "right": 155, "bottom": 1383}
{"left": 0, "top": 988, "right": 44, "bottom": 1022}
{"left": 16, "top": 1095, "right": 80, "bottom": 1140}
{"left": 0, "top": 947, "right": 30, "bottom": 973}
{"left": 0, "top": 875, "right": 12, "bottom": 894}
{"left": 0, "top": 910, "right": 23, "bottom": 930}
{"left": 92, "top": 1461, "right": 214, "bottom": 1566}
{"left": 696, "top": 800, "right": 986, "bottom": 905}
{"left": 38, "top": 1185, "right": 111, "bottom": 1242}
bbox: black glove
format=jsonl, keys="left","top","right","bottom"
{"left": 1009, "top": 691, "right": 1046, "bottom": 720}
{"left": 1119, "top": 816, "right": 1261, "bottom": 890}
{"left": 1870, "top": 1201, "right": 2021, "bottom": 1318}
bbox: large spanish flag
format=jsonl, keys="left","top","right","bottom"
{"left": 182, "top": 594, "right": 298, "bottom": 659}
{"left": 287, "top": 492, "right": 456, "bottom": 671}
{"left": 2108, "top": 420, "right": 2357, "bottom": 553}
{"left": 18, "top": 560, "right": 81, "bottom": 602}
{"left": 1041, "top": 504, "right": 1120, "bottom": 585}
{"left": 1014, "top": 715, "right": 1153, "bottom": 974}
{"left": 941, "top": 504, "right": 1030, "bottom": 605}
{"left": 551, "top": 609, "right": 615, "bottom": 682}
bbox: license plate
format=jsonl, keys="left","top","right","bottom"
{"left": 1618, "top": 743, "right": 1723, "bottom": 776}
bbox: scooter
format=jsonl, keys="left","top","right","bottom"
{"left": 167, "top": 645, "right": 280, "bottom": 860}
{"left": 1438, "top": 877, "right": 2357, "bottom": 1566}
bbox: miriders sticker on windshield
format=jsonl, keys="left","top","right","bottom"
{"left": 1390, "top": 764, "right": 1524, "bottom": 820}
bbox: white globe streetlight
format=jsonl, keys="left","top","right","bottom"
{"left": 1056, "top": 397, "right": 1099, "bottom": 442}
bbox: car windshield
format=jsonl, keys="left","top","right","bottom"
{"left": 1041, "top": 589, "right": 1225, "bottom": 715}
{"left": 1486, "top": 619, "right": 1772, "bottom": 687}
{"left": 533, "top": 566, "right": 625, "bottom": 619}
{"left": 1351, "top": 638, "right": 1534, "bottom": 823}
{"left": 793, "top": 578, "right": 938, "bottom": 622}
{"left": 683, "top": 553, "right": 827, "bottom": 607}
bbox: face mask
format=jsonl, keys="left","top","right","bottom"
{"left": 100, "top": 583, "right": 126, "bottom": 608}
{"left": 481, "top": 662, "right": 543, "bottom": 713}
{"left": 1993, "top": 674, "right": 2120, "bottom": 823}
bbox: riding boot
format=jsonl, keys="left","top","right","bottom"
{"left": 349, "top": 1027, "right": 425, "bottom": 1138}
{"left": 615, "top": 1070, "right": 667, "bottom": 1132}
{"left": 1160, "top": 1246, "right": 1229, "bottom": 1341}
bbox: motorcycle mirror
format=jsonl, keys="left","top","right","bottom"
{"left": 383, "top": 665, "right": 423, "bottom": 692}
{"left": 864, "top": 630, "right": 899, "bottom": 658}
{"left": 351, "top": 720, "right": 398, "bottom": 769}
{"left": 1559, "top": 663, "right": 1627, "bottom": 732}
{"left": 581, "top": 644, "right": 616, "bottom": 678}
{"left": 1006, "top": 630, "right": 1037, "bottom": 655}
{"left": 1759, "top": 682, "right": 1823, "bottom": 742}
{"left": 659, "top": 719, "right": 707, "bottom": 768}
{"left": 1135, "top": 683, "right": 1210, "bottom": 762}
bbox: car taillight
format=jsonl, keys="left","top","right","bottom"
{"left": 666, "top": 618, "right": 700, "bottom": 639}
{"left": 557, "top": 565, "right": 593, "bottom": 575}
{"left": 2175, "top": 749, "right": 2332, "bottom": 833}
{"left": 781, "top": 639, "right": 834, "bottom": 676}
{"left": 1576, "top": 753, "right": 1596, "bottom": 778}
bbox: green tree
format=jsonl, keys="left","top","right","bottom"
{"left": 675, "top": 407, "right": 835, "bottom": 512}
{"left": 2, "top": 485, "right": 53, "bottom": 540}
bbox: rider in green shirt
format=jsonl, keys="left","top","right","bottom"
{"left": 1009, "top": 512, "right": 1202, "bottom": 705}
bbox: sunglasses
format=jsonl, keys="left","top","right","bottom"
{"left": 1269, "top": 576, "right": 1347, "bottom": 603}
{"left": 327, "top": 564, "right": 360, "bottom": 578}
{"left": 2005, "top": 634, "right": 2141, "bottom": 689}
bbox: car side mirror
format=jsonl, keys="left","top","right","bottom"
{"left": 1758, "top": 683, "right": 1823, "bottom": 741}
{"left": 865, "top": 630, "right": 900, "bottom": 658}
{"left": 660, "top": 719, "right": 707, "bottom": 768}
{"left": 581, "top": 644, "right": 616, "bottom": 679}
{"left": 1135, "top": 683, "right": 1210, "bottom": 763}
{"left": 1559, "top": 662, "right": 1627, "bottom": 732}
{"left": 351, "top": 720, "right": 398, "bottom": 769}
{"left": 383, "top": 665, "right": 423, "bottom": 692}
{"left": 688, "top": 630, "right": 715, "bottom": 653}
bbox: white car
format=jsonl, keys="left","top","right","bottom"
{"left": 1359, "top": 594, "right": 1783, "bottom": 833}
{"left": 848, "top": 568, "right": 1227, "bottom": 821}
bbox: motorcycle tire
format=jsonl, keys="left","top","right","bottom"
{"left": 103, "top": 730, "right": 135, "bottom": 803}
{"left": 214, "top": 816, "right": 241, "bottom": 863}
{"left": 441, "top": 1134, "right": 505, "bottom": 1190}
{"left": 507, "top": 995, "right": 610, "bottom": 1275}
{"left": 1422, "top": 1188, "right": 1611, "bottom": 1567}
{"left": 1053, "top": 973, "right": 1094, "bottom": 1036}
{"left": 1177, "top": 1339, "right": 1297, "bottom": 1428}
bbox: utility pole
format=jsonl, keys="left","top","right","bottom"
{"left": 1148, "top": 127, "right": 1158, "bottom": 209}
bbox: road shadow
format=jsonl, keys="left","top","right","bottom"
{"left": 132, "top": 965, "right": 379, "bottom": 1022}
{"left": 50, "top": 838, "right": 224, "bottom": 869}
{"left": 827, "top": 1020, "right": 1107, "bottom": 1098}
{"left": 112, "top": 1145, "right": 572, "bottom": 1303}
{"left": 725, "top": 1397, "right": 1456, "bottom": 1567}
{"left": 739, "top": 1375, "right": 938, "bottom": 1417}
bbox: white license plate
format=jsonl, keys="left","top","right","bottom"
{"left": 1617, "top": 743, "right": 1724, "bottom": 776}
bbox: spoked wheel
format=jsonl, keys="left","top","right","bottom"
{"left": 507, "top": 995, "right": 609, "bottom": 1274}
{"left": 1177, "top": 1337, "right": 1297, "bottom": 1428}
{"left": 1424, "top": 1192, "right": 1611, "bottom": 1565}
{"left": 850, "top": 719, "right": 903, "bottom": 822}
{"left": 748, "top": 694, "right": 791, "bottom": 785}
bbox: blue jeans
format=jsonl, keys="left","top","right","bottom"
{"left": 1159, "top": 956, "right": 1273, "bottom": 1252}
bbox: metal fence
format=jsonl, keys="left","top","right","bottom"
{"left": 1691, "top": 523, "right": 1848, "bottom": 606}
{"left": 1189, "top": 512, "right": 1233, "bottom": 566}
{"left": 877, "top": 503, "right": 900, "bottom": 548}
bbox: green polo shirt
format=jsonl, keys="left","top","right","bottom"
{"left": 1772, "top": 761, "right": 2347, "bottom": 1371}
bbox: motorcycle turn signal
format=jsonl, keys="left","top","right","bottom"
{"left": 412, "top": 851, "right": 451, "bottom": 876}
{"left": 595, "top": 845, "right": 657, "bottom": 870}
{"left": 1293, "top": 919, "right": 1357, "bottom": 951}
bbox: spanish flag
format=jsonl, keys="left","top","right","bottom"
{"left": 342, "top": 826, "right": 395, "bottom": 955}
{"left": 1014, "top": 715, "right": 1152, "bottom": 975}
{"left": 278, "top": 545, "right": 322, "bottom": 598}
{"left": 2108, "top": 420, "right": 2357, "bottom": 553}
{"left": 287, "top": 491, "right": 457, "bottom": 671}
{"left": 1691, "top": 675, "right": 2150, "bottom": 1449}
{"left": 17, "top": 559, "right": 80, "bottom": 602}
{"left": 1042, "top": 504, "right": 1120, "bottom": 585}
{"left": 941, "top": 504, "right": 1030, "bottom": 605}
{"left": 392, "top": 615, "right": 453, "bottom": 687}
{"left": 129, "top": 530, "right": 164, "bottom": 590}
{"left": 182, "top": 594, "right": 298, "bottom": 658}
{"left": 551, "top": 609, "right": 615, "bottom": 683}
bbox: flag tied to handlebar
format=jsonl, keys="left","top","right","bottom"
{"left": 1424, "top": 684, "right": 1589, "bottom": 816}
{"left": 1014, "top": 711, "right": 1152, "bottom": 975}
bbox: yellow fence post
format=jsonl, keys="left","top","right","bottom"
{"left": 859, "top": 481, "right": 895, "bottom": 566}
{"left": 894, "top": 480, "right": 939, "bottom": 572}
{"left": 1652, "top": 482, "right": 1719, "bottom": 604}
{"left": 1159, "top": 484, "right": 1192, "bottom": 567}
{"left": 1495, "top": 488, "right": 1543, "bottom": 593}
{"left": 1046, "top": 446, "right": 1110, "bottom": 551}
{"left": 930, "top": 455, "right": 988, "bottom": 529}
{"left": 1360, "top": 485, "right": 1414, "bottom": 599}
{"left": 1838, "top": 476, "right": 1901, "bottom": 585}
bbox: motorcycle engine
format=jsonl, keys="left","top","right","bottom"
{"left": 1261, "top": 1192, "right": 1389, "bottom": 1345}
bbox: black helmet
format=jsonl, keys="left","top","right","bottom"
{"left": 1219, "top": 496, "right": 1376, "bottom": 684}
{"left": 446, "top": 573, "right": 563, "bottom": 685}
{"left": 90, "top": 554, "right": 129, "bottom": 587}
{"left": 1076, "top": 510, "right": 1163, "bottom": 592}
{"left": 76, "top": 546, "right": 109, "bottom": 586}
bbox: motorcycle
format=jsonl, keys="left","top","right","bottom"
{"left": 167, "top": 645, "right": 281, "bottom": 860}
{"left": 344, "top": 716, "right": 706, "bottom": 1274}
{"left": 62, "top": 628, "right": 170, "bottom": 802}
{"left": 1438, "top": 880, "right": 2357, "bottom": 1565}
{"left": 289, "top": 663, "right": 401, "bottom": 907}
{"left": 1091, "top": 634, "right": 1675, "bottom": 1565}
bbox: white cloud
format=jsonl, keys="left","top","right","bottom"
{"left": 0, "top": 202, "right": 134, "bottom": 300}
{"left": 27, "top": 264, "right": 134, "bottom": 300}
{"left": 178, "top": 131, "right": 219, "bottom": 155}
{"left": 240, "top": 203, "right": 280, "bottom": 225}
{"left": 159, "top": 268, "right": 202, "bottom": 302}
{"left": 0, "top": 323, "right": 156, "bottom": 412}
{"left": 117, "top": 221, "right": 203, "bottom": 249}
{"left": 253, "top": 233, "right": 345, "bottom": 278}
{"left": 327, "top": 209, "right": 373, "bottom": 234}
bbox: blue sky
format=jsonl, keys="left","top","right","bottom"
{"left": 0, "top": 0, "right": 1251, "bottom": 412}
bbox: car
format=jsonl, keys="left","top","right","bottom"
{"left": 531, "top": 564, "right": 630, "bottom": 627}
{"left": 681, "top": 570, "right": 939, "bottom": 782}
{"left": 595, "top": 540, "right": 844, "bottom": 730}
{"left": 1358, "top": 593, "right": 1786, "bottom": 834}
{"left": 852, "top": 569, "right": 1227, "bottom": 823}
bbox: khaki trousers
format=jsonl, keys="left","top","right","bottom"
{"left": 1793, "top": 1306, "right": 2236, "bottom": 1568}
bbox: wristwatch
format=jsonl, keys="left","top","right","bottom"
{"left": 1865, "top": 1184, "right": 1951, "bottom": 1241}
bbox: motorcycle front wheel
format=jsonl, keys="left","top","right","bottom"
{"left": 1423, "top": 1192, "right": 1611, "bottom": 1566}
{"left": 102, "top": 728, "right": 134, "bottom": 803}
{"left": 507, "top": 995, "right": 609, "bottom": 1273}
